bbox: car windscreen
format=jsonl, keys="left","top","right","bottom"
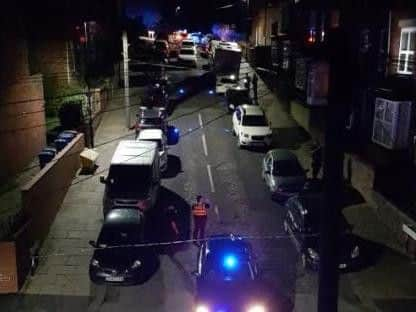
{"left": 242, "top": 115, "right": 267, "bottom": 126}
{"left": 97, "top": 224, "right": 142, "bottom": 247}
{"left": 182, "top": 42, "right": 194, "bottom": 47}
{"left": 180, "top": 49, "right": 195, "bottom": 55}
{"left": 140, "top": 118, "right": 162, "bottom": 125}
{"left": 140, "top": 138, "right": 162, "bottom": 149}
{"left": 220, "top": 78, "right": 235, "bottom": 84}
{"left": 108, "top": 165, "right": 152, "bottom": 195}
{"left": 274, "top": 160, "right": 304, "bottom": 176}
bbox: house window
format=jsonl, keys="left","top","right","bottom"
{"left": 397, "top": 27, "right": 415, "bottom": 74}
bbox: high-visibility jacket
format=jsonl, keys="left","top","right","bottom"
{"left": 192, "top": 203, "right": 207, "bottom": 217}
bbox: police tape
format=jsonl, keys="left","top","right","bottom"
{"left": 33, "top": 233, "right": 320, "bottom": 259}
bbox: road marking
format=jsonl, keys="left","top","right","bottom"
{"left": 198, "top": 113, "right": 203, "bottom": 128}
{"left": 201, "top": 134, "right": 208, "bottom": 156}
{"left": 206, "top": 164, "right": 215, "bottom": 193}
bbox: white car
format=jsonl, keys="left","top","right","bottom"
{"left": 137, "top": 129, "right": 168, "bottom": 172}
{"left": 215, "top": 74, "right": 238, "bottom": 94}
{"left": 181, "top": 39, "right": 196, "bottom": 52}
{"left": 232, "top": 105, "right": 272, "bottom": 148}
{"left": 178, "top": 48, "right": 197, "bottom": 67}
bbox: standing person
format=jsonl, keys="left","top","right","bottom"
{"left": 244, "top": 73, "right": 251, "bottom": 92}
{"left": 192, "top": 195, "right": 209, "bottom": 245}
{"left": 252, "top": 73, "right": 258, "bottom": 104}
{"left": 311, "top": 141, "right": 323, "bottom": 180}
{"left": 164, "top": 205, "right": 180, "bottom": 255}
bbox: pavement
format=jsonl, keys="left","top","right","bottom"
{"left": 1, "top": 56, "right": 416, "bottom": 312}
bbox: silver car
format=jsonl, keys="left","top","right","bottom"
{"left": 262, "top": 149, "right": 307, "bottom": 201}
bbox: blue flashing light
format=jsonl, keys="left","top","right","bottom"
{"left": 208, "top": 90, "right": 214, "bottom": 95}
{"left": 223, "top": 254, "right": 238, "bottom": 270}
{"left": 179, "top": 88, "right": 185, "bottom": 94}
{"left": 174, "top": 127, "right": 179, "bottom": 134}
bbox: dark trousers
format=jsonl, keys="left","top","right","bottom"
{"left": 193, "top": 216, "right": 207, "bottom": 242}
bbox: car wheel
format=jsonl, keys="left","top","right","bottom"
{"left": 237, "top": 137, "right": 242, "bottom": 149}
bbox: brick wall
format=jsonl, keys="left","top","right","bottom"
{"left": 0, "top": 36, "right": 47, "bottom": 183}
{"left": 21, "top": 134, "right": 84, "bottom": 242}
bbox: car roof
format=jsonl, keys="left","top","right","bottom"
{"left": 205, "top": 234, "right": 251, "bottom": 259}
{"left": 268, "top": 149, "right": 297, "bottom": 161}
{"left": 240, "top": 105, "right": 264, "bottom": 116}
{"left": 111, "top": 140, "right": 157, "bottom": 165}
{"left": 138, "top": 129, "right": 163, "bottom": 140}
{"left": 104, "top": 208, "right": 144, "bottom": 226}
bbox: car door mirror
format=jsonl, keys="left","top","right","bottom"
{"left": 99, "top": 176, "right": 107, "bottom": 184}
{"left": 89, "top": 240, "right": 97, "bottom": 248}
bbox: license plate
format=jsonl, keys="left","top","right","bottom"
{"left": 106, "top": 276, "right": 124, "bottom": 282}
{"left": 339, "top": 263, "right": 347, "bottom": 269}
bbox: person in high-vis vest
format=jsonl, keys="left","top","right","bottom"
{"left": 192, "top": 195, "right": 209, "bottom": 245}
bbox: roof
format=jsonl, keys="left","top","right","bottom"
{"left": 104, "top": 208, "right": 144, "bottom": 226}
{"left": 138, "top": 129, "right": 163, "bottom": 140}
{"left": 241, "top": 104, "right": 264, "bottom": 116}
{"left": 268, "top": 149, "right": 297, "bottom": 161}
{"left": 111, "top": 140, "right": 157, "bottom": 166}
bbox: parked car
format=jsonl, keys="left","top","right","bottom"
{"left": 261, "top": 149, "right": 307, "bottom": 201}
{"left": 215, "top": 74, "right": 238, "bottom": 95}
{"left": 178, "top": 48, "right": 197, "bottom": 67}
{"left": 137, "top": 129, "right": 168, "bottom": 172}
{"left": 225, "top": 85, "right": 251, "bottom": 113}
{"left": 137, "top": 107, "right": 168, "bottom": 132}
{"left": 181, "top": 39, "right": 196, "bottom": 51}
{"left": 232, "top": 105, "right": 272, "bottom": 148}
{"left": 100, "top": 140, "right": 160, "bottom": 216}
{"left": 89, "top": 208, "right": 157, "bottom": 285}
{"left": 194, "top": 234, "right": 275, "bottom": 312}
{"left": 283, "top": 194, "right": 360, "bottom": 271}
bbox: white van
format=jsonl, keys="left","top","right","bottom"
{"left": 100, "top": 140, "right": 160, "bottom": 216}
{"left": 137, "top": 129, "right": 168, "bottom": 172}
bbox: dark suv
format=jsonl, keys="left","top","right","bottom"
{"left": 89, "top": 209, "right": 157, "bottom": 285}
{"left": 283, "top": 194, "right": 360, "bottom": 271}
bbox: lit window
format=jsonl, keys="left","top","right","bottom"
{"left": 397, "top": 27, "right": 415, "bottom": 75}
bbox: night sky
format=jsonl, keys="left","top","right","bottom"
{"left": 125, "top": 0, "right": 243, "bottom": 33}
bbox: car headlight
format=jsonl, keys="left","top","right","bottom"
{"left": 351, "top": 246, "right": 360, "bottom": 259}
{"left": 229, "top": 74, "right": 236, "bottom": 80}
{"left": 132, "top": 260, "right": 142, "bottom": 269}
{"left": 247, "top": 304, "right": 266, "bottom": 312}
{"left": 241, "top": 132, "right": 249, "bottom": 138}
{"left": 195, "top": 305, "right": 210, "bottom": 312}
{"left": 307, "top": 248, "right": 319, "bottom": 260}
{"left": 91, "top": 259, "right": 99, "bottom": 267}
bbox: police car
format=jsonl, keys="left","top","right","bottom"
{"left": 193, "top": 234, "right": 270, "bottom": 312}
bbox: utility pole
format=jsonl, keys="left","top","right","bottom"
{"left": 122, "top": 31, "right": 130, "bottom": 129}
{"left": 84, "top": 21, "right": 94, "bottom": 148}
{"left": 318, "top": 27, "right": 351, "bottom": 312}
